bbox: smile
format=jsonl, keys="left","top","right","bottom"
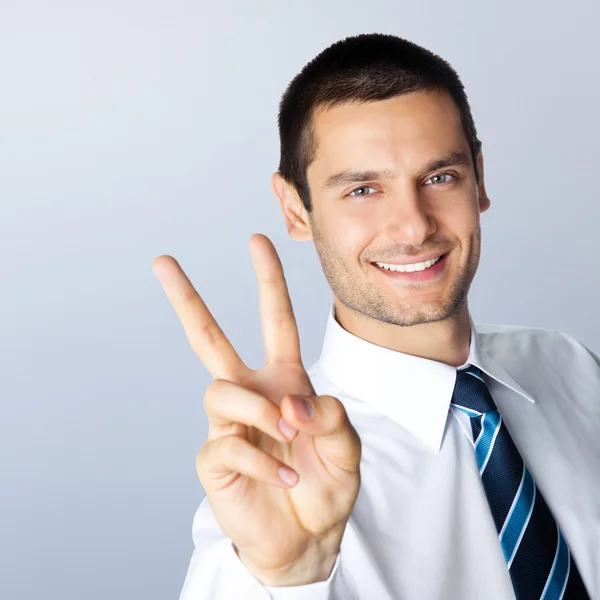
{"left": 374, "top": 255, "right": 444, "bottom": 273}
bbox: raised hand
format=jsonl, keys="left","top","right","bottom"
{"left": 152, "top": 234, "right": 361, "bottom": 586}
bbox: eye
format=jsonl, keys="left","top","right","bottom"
{"left": 347, "top": 185, "right": 377, "bottom": 198}
{"left": 424, "top": 172, "right": 456, "bottom": 186}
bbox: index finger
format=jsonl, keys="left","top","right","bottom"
{"left": 152, "top": 255, "right": 247, "bottom": 380}
{"left": 249, "top": 234, "right": 303, "bottom": 367}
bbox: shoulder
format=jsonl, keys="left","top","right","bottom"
{"left": 474, "top": 321, "right": 600, "bottom": 373}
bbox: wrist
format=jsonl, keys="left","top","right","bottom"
{"left": 236, "top": 543, "right": 338, "bottom": 586}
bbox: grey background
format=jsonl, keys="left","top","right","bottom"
{"left": 1, "top": 0, "right": 597, "bottom": 598}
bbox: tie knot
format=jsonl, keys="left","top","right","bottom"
{"left": 451, "top": 364, "right": 497, "bottom": 416}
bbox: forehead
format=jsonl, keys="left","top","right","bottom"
{"left": 306, "top": 91, "right": 468, "bottom": 183}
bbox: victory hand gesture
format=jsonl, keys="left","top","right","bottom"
{"left": 152, "top": 234, "right": 361, "bottom": 586}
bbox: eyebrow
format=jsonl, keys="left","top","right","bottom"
{"left": 322, "top": 150, "right": 472, "bottom": 190}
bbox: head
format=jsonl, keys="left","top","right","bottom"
{"left": 272, "top": 33, "right": 490, "bottom": 331}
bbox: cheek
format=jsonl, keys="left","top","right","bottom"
{"left": 328, "top": 212, "right": 378, "bottom": 253}
{"left": 431, "top": 201, "right": 479, "bottom": 235}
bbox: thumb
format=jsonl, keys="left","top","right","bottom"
{"left": 282, "top": 393, "right": 362, "bottom": 472}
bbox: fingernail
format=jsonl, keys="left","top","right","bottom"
{"left": 290, "top": 395, "right": 314, "bottom": 420}
{"left": 278, "top": 465, "right": 299, "bottom": 486}
{"left": 278, "top": 417, "right": 298, "bottom": 440}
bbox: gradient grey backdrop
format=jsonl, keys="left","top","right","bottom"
{"left": 1, "top": 0, "right": 598, "bottom": 598}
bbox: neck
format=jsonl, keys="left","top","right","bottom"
{"left": 332, "top": 299, "right": 472, "bottom": 367}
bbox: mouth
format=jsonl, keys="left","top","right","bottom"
{"left": 370, "top": 252, "right": 450, "bottom": 282}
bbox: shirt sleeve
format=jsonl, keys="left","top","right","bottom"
{"left": 178, "top": 496, "right": 351, "bottom": 600}
{"left": 262, "top": 546, "right": 341, "bottom": 600}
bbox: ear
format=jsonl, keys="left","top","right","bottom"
{"left": 476, "top": 150, "right": 491, "bottom": 214}
{"left": 271, "top": 172, "right": 313, "bottom": 241}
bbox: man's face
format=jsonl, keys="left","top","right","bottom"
{"left": 279, "top": 90, "right": 490, "bottom": 328}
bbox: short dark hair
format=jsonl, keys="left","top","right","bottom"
{"left": 276, "top": 33, "right": 482, "bottom": 212}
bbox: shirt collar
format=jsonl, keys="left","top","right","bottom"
{"left": 318, "top": 304, "right": 535, "bottom": 453}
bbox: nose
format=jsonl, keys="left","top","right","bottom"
{"left": 382, "top": 188, "right": 437, "bottom": 246}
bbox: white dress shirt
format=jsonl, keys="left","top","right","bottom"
{"left": 178, "top": 305, "right": 600, "bottom": 600}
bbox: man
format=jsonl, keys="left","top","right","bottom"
{"left": 153, "top": 33, "right": 599, "bottom": 599}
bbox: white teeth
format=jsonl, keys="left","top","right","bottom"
{"left": 375, "top": 255, "right": 443, "bottom": 272}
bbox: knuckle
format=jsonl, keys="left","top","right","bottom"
{"left": 188, "top": 322, "right": 226, "bottom": 356}
{"left": 325, "top": 395, "right": 355, "bottom": 434}
{"left": 257, "top": 400, "right": 275, "bottom": 425}
{"left": 217, "top": 435, "right": 240, "bottom": 463}
{"left": 347, "top": 420, "right": 361, "bottom": 447}
{"left": 265, "top": 309, "right": 295, "bottom": 328}
{"left": 195, "top": 444, "right": 209, "bottom": 477}
{"left": 327, "top": 395, "right": 347, "bottom": 422}
{"left": 200, "top": 321, "right": 227, "bottom": 347}
{"left": 203, "top": 378, "right": 227, "bottom": 411}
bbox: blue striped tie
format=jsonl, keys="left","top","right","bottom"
{"left": 451, "top": 364, "right": 590, "bottom": 599}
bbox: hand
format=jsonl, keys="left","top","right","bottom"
{"left": 152, "top": 234, "right": 361, "bottom": 586}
